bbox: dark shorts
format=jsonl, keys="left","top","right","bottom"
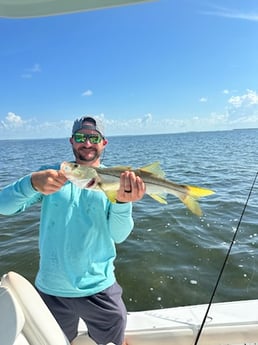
{"left": 37, "top": 282, "right": 127, "bottom": 344}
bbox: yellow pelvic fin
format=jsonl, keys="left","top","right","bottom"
{"left": 149, "top": 194, "right": 168, "bottom": 204}
{"left": 104, "top": 190, "right": 118, "bottom": 203}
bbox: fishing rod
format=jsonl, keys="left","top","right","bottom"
{"left": 194, "top": 171, "right": 258, "bottom": 345}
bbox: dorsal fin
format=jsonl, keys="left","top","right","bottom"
{"left": 138, "top": 162, "right": 165, "bottom": 178}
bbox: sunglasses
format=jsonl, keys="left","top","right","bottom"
{"left": 73, "top": 133, "right": 103, "bottom": 144}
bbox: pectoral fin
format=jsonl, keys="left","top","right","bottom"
{"left": 103, "top": 190, "right": 118, "bottom": 203}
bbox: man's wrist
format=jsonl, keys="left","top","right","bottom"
{"left": 31, "top": 175, "right": 39, "bottom": 192}
{"left": 115, "top": 199, "right": 127, "bottom": 204}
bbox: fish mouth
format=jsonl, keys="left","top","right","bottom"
{"left": 86, "top": 178, "right": 97, "bottom": 188}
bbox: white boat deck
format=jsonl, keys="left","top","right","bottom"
{"left": 2, "top": 271, "right": 258, "bottom": 345}
{"left": 76, "top": 300, "right": 258, "bottom": 345}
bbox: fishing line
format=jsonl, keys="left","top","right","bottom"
{"left": 194, "top": 171, "right": 258, "bottom": 345}
{"left": 101, "top": 146, "right": 106, "bottom": 164}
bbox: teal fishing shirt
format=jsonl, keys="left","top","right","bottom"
{"left": 0, "top": 164, "right": 134, "bottom": 297}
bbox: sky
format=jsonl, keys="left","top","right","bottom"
{"left": 0, "top": 0, "right": 258, "bottom": 139}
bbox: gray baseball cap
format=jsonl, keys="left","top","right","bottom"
{"left": 72, "top": 116, "right": 105, "bottom": 137}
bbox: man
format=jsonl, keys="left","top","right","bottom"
{"left": 0, "top": 116, "right": 145, "bottom": 345}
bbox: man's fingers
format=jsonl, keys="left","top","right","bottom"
{"left": 31, "top": 169, "right": 67, "bottom": 195}
{"left": 117, "top": 171, "right": 145, "bottom": 203}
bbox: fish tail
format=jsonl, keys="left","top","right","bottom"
{"left": 180, "top": 185, "right": 214, "bottom": 216}
{"left": 186, "top": 185, "right": 215, "bottom": 198}
{"left": 179, "top": 195, "right": 203, "bottom": 216}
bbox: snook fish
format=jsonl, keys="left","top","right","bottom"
{"left": 60, "top": 161, "right": 214, "bottom": 216}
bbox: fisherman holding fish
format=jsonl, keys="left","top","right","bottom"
{"left": 0, "top": 116, "right": 146, "bottom": 345}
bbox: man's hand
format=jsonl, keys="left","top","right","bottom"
{"left": 116, "top": 171, "right": 145, "bottom": 203}
{"left": 31, "top": 170, "right": 67, "bottom": 195}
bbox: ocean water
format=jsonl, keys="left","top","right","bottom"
{"left": 1, "top": 129, "right": 258, "bottom": 313}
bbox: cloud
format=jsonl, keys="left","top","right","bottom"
{"left": 105, "top": 114, "right": 207, "bottom": 135}
{"left": 1, "top": 89, "right": 258, "bottom": 139}
{"left": 0, "top": 112, "right": 74, "bottom": 139}
{"left": 29, "top": 64, "right": 41, "bottom": 73}
{"left": 141, "top": 113, "right": 152, "bottom": 125}
{"left": 82, "top": 90, "right": 93, "bottom": 97}
{"left": 228, "top": 89, "right": 258, "bottom": 108}
{"left": 2, "top": 112, "right": 25, "bottom": 128}
{"left": 21, "top": 63, "right": 41, "bottom": 79}
{"left": 226, "top": 89, "right": 258, "bottom": 127}
{"left": 201, "top": 6, "right": 258, "bottom": 22}
{"left": 21, "top": 73, "right": 33, "bottom": 79}
{"left": 199, "top": 97, "right": 208, "bottom": 103}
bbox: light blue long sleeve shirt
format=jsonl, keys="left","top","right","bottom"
{"left": 0, "top": 164, "right": 134, "bottom": 297}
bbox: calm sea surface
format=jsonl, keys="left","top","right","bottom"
{"left": 1, "top": 129, "right": 258, "bottom": 312}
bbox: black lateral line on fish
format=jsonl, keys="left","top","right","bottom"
{"left": 98, "top": 170, "right": 210, "bottom": 198}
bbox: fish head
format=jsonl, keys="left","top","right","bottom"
{"left": 60, "top": 161, "right": 100, "bottom": 189}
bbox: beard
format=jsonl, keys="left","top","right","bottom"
{"left": 72, "top": 147, "right": 101, "bottom": 163}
